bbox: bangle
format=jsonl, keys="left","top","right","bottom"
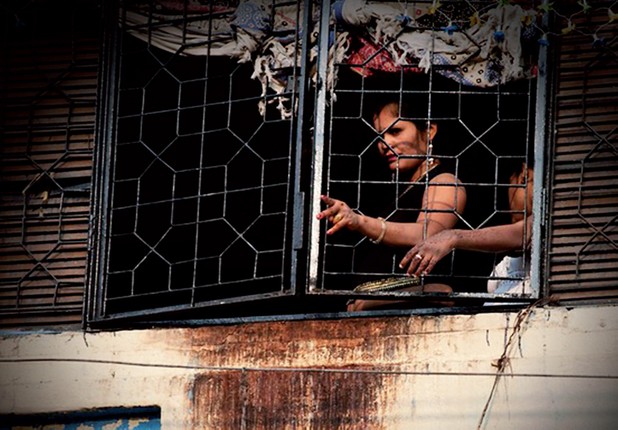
{"left": 370, "top": 217, "right": 387, "bottom": 244}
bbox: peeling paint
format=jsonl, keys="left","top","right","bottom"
{"left": 2, "top": 307, "right": 618, "bottom": 429}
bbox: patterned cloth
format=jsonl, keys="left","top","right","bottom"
{"left": 336, "top": 0, "right": 537, "bottom": 87}
{"left": 124, "top": 1, "right": 539, "bottom": 118}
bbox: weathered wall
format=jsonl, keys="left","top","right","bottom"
{"left": 1, "top": 305, "right": 617, "bottom": 429}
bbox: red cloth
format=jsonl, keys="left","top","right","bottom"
{"left": 346, "top": 36, "right": 423, "bottom": 77}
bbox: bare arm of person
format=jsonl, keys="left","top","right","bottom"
{"left": 399, "top": 216, "right": 533, "bottom": 277}
{"left": 316, "top": 172, "right": 466, "bottom": 247}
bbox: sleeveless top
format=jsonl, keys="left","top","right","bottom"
{"left": 328, "top": 162, "right": 493, "bottom": 293}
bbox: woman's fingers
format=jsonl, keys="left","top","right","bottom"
{"left": 317, "top": 195, "right": 340, "bottom": 219}
{"left": 401, "top": 246, "right": 438, "bottom": 277}
{"left": 316, "top": 195, "right": 335, "bottom": 220}
{"left": 317, "top": 195, "right": 348, "bottom": 235}
{"left": 327, "top": 220, "right": 345, "bottom": 235}
{"left": 416, "top": 255, "right": 432, "bottom": 277}
{"left": 409, "top": 254, "right": 428, "bottom": 277}
{"left": 423, "top": 257, "right": 437, "bottom": 276}
{"left": 400, "top": 246, "right": 421, "bottom": 273}
{"left": 320, "top": 194, "right": 335, "bottom": 205}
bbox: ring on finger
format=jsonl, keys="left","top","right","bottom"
{"left": 414, "top": 254, "right": 423, "bottom": 260}
{"left": 334, "top": 213, "right": 343, "bottom": 223}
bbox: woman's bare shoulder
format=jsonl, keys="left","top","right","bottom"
{"left": 429, "top": 172, "right": 462, "bottom": 185}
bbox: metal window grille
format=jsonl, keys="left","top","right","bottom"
{"left": 311, "top": 79, "right": 538, "bottom": 301}
{"left": 89, "top": 1, "right": 549, "bottom": 324}
{"left": 89, "top": 0, "right": 315, "bottom": 322}
{"left": 307, "top": 1, "right": 543, "bottom": 307}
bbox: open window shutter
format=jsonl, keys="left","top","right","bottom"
{"left": 0, "top": 0, "right": 100, "bottom": 326}
{"left": 546, "top": 10, "right": 618, "bottom": 303}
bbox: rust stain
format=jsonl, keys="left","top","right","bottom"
{"left": 193, "top": 368, "right": 389, "bottom": 429}
{"left": 170, "top": 315, "right": 453, "bottom": 368}
{"left": 150, "top": 315, "right": 464, "bottom": 427}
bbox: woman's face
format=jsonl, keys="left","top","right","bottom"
{"left": 372, "top": 102, "right": 436, "bottom": 175}
{"left": 508, "top": 165, "right": 534, "bottom": 223}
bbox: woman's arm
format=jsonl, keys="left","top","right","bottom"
{"left": 399, "top": 216, "right": 532, "bottom": 277}
{"left": 316, "top": 173, "right": 466, "bottom": 247}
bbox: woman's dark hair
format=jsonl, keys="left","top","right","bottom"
{"left": 364, "top": 72, "right": 436, "bottom": 132}
{"left": 368, "top": 92, "right": 433, "bottom": 132}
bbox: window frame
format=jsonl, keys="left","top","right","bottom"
{"left": 305, "top": 1, "right": 551, "bottom": 306}
{"left": 87, "top": 0, "right": 318, "bottom": 326}
{"left": 86, "top": 0, "right": 552, "bottom": 328}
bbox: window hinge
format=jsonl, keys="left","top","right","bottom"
{"left": 293, "top": 191, "right": 305, "bottom": 250}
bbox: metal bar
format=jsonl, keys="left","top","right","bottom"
{"left": 531, "top": 0, "right": 550, "bottom": 300}
{"left": 290, "top": 0, "right": 313, "bottom": 292}
{"left": 85, "top": 0, "right": 119, "bottom": 326}
{"left": 307, "top": 0, "right": 331, "bottom": 291}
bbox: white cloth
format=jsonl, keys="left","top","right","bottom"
{"left": 123, "top": 1, "right": 309, "bottom": 119}
{"left": 486, "top": 254, "right": 535, "bottom": 297}
{"left": 123, "top": 10, "right": 239, "bottom": 58}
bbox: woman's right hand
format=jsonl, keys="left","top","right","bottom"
{"left": 399, "top": 230, "right": 458, "bottom": 277}
{"left": 316, "top": 195, "right": 361, "bottom": 235}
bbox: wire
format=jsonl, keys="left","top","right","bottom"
{"left": 1, "top": 356, "right": 616, "bottom": 380}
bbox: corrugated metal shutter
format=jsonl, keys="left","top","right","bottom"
{"left": 0, "top": 0, "right": 100, "bottom": 326}
{"left": 547, "top": 10, "right": 618, "bottom": 303}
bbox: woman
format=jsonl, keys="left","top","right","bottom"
{"left": 317, "top": 96, "right": 467, "bottom": 310}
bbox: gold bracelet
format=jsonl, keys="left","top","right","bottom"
{"left": 370, "top": 217, "right": 387, "bottom": 244}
